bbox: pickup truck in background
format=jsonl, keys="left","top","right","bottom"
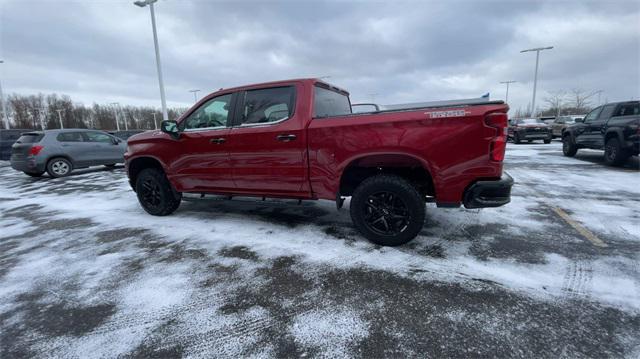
{"left": 562, "top": 100, "right": 640, "bottom": 166}
{"left": 508, "top": 118, "right": 552, "bottom": 144}
{"left": 124, "top": 78, "right": 513, "bottom": 246}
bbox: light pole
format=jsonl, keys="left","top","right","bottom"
{"left": 595, "top": 90, "right": 604, "bottom": 105}
{"left": 134, "top": 0, "right": 169, "bottom": 123}
{"left": 56, "top": 109, "right": 64, "bottom": 129}
{"left": 521, "top": 46, "right": 553, "bottom": 116}
{"left": 110, "top": 102, "right": 120, "bottom": 131}
{"left": 153, "top": 112, "right": 157, "bottom": 130}
{"left": 189, "top": 89, "right": 200, "bottom": 103}
{"left": 499, "top": 81, "right": 517, "bottom": 104}
{"left": 0, "top": 60, "right": 9, "bottom": 129}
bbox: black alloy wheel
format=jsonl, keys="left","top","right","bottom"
{"left": 363, "top": 191, "right": 411, "bottom": 236}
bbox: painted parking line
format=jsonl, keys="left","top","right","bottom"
{"left": 551, "top": 207, "right": 608, "bottom": 248}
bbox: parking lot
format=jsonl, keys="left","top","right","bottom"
{"left": 1, "top": 141, "right": 639, "bottom": 357}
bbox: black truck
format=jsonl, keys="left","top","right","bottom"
{"left": 562, "top": 101, "right": 639, "bottom": 166}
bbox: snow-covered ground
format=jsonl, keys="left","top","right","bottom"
{"left": 1, "top": 141, "right": 639, "bottom": 357}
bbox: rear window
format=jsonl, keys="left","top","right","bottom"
{"left": 313, "top": 86, "right": 351, "bottom": 118}
{"left": 57, "top": 132, "right": 84, "bottom": 142}
{"left": 16, "top": 133, "right": 43, "bottom": 143}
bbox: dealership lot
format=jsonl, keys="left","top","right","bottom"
{"left": 1, "top": 142, "right": 639, "bottom": 357}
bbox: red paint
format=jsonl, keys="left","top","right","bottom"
{"left": 125, "top": 78, "right": 509, "bottom": 207}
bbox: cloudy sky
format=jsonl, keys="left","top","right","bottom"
{"left": 1, "top": 0, "right": 638, "bottom": 113}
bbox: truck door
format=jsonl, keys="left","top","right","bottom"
{"left": 576, "top": 106, "right": 602, "bottom": 147}
{"left": 169, "top": 93, "right": 235, "bottom": 192}
{"left": 585, "top": 104, "right": 616, "bottom": 148}
{"left": 226, "top": 85, "right": 309, "bottom": 195}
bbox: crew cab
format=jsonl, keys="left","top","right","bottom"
{"left": 562, "top": 101, "right": 639, "bottom": 166}
{"left": 124, "top": 78, "right": 513, "bottom": 246}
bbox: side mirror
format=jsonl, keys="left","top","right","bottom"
{"left": 161, "top": 120, "right": 180, "bottom": 139}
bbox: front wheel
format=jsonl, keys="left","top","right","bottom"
{"left": 604, "top": 137, "right": 630, "bottom": 166}
{"left": 562, "top": 135, "right": 578, "bottom": 157}
{"left": 350, "top": 174, "right": 425, "bottom": 246}
{"left": 135, "top": 168, "right": 182, "bottom": 216}
{"left": 514, "top": 132, "right": 521, "bottom": 144}
{"left": 544, "top": 139, "right": 551, "bottom": 144}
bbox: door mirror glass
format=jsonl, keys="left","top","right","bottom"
{"left": 161, "top": 120, "right": 180, "bottom": 139}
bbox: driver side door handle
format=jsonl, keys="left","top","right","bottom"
{"left": 276, "top": 134, "right": 296, "bottom": 142}
{"left": 210, "top": 138, "right": 226, "bottom": 144}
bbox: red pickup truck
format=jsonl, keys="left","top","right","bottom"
{"left": 125, "top": 78, "right": 512, "bottom": 246}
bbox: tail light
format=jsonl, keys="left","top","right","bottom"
{"left": 29, "top": 145, "right": 44, "bottom": 156}
{"left": 484, "top": 112, "right": 508, "bottom": 162}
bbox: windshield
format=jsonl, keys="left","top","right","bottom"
{"left": 16, "top": 133, "right": 44, "bottom": 143}
{"left": 517, "top": 119, "right": 543, "bottom": 125}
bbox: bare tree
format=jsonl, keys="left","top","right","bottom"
{"left": 570, "top": 88, "right": 597, "bottom": 113}
{"left": 543, "top": 90, "right": 567, "bottom": 117}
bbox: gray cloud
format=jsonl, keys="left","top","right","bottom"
{"left": 1, "top": 0, "right": 638, "bottom": 113}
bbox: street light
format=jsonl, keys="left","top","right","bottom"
{"left": 0, "top": 60, "right": 9, "bottom": 129}
{"left": 134, "top": 0, "right": 169, "bottom": 123}
{"left": 521, "top": 46, "right": 553, "bottom": 116}
{"left": 189, "top": 89, "right": 200, "bottom": 103}
{"left": 594, "top": 90, "right": 604, "bottom": 105}
{"left": 499, "top": 81, "right": 517, "bottom": 104}
{"left": 56, "top": 109, "right": 64, "bottom": 129}
{"left": 110, "top": 102, "right": 120, "bottom": 131}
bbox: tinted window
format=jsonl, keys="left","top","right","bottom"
{"left": 16, "top": 133, "right": 43, "bottom": 143}
{"left": 598, "top": 104, "right": 616, "bottom": 120}
{"left": 85, "top": 132, "right": 113, "bottom": 143}
{"left": 313, "top": 86, "right": 351, "bottom": 118}
{"left": 57, "top": 132, "right": 84, "bottom": 142}
{"left": 239, "top": 87, "right": 295, "bottom": 125}
{"left": 183, "top": 94, "right": 232, "bottom": 130}
{"left": 583, "top": 107, "right": 602, "bottom": 123}
{"left": 614, "top": 103, "right": 640, "bottom": 117}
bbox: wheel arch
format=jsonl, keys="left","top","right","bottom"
{"left": 127, "top": 155, "right": 167, "bottom": 191}
{"left": 338, "top": 152, "right": 435, "bottom": 199}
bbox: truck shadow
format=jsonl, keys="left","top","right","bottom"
{"left": 549, "top": 151, "right": 639, "bottom": 171}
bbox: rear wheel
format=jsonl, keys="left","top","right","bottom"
{"left": 46, "top": 157, "right": 73, "bottom": 178}
{"left": 350, "top": 174, "right": 425, "bottom": 246}
{"left": 562, "top": 135, "right": 578, "bottom": 157}
{"left": 544, "top": 139, "right": 551, "bottom": 144}
{"left": 135, "top": 168, "right": 182, "bottom": 216}
{"left": 24, "top": 171, "right": 45, "bottom": 177}
{"left": 604, "top": 137, "right": 630, "bottom": 166}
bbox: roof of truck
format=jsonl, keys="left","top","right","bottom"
{"left": 213, "top": 78, "right": 349, "bottom": 96}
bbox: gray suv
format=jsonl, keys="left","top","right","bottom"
{"left": 10, "top": 129, "right": 127, "bottom": 178}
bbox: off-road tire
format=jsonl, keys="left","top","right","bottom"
{"left": 604, "top": 137, "right": 630, "bottom": 166}
{"left": 46, "top": 157, "right": 73, "bottom": 178}
{"left": 350, "top": 174, "right": 425, "bottom": 246}
{"left": 135, "top": 168, "right": 182, "bottom": 216}
{"left": 562, "top": 135, "right": 578, "bottom": 157}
